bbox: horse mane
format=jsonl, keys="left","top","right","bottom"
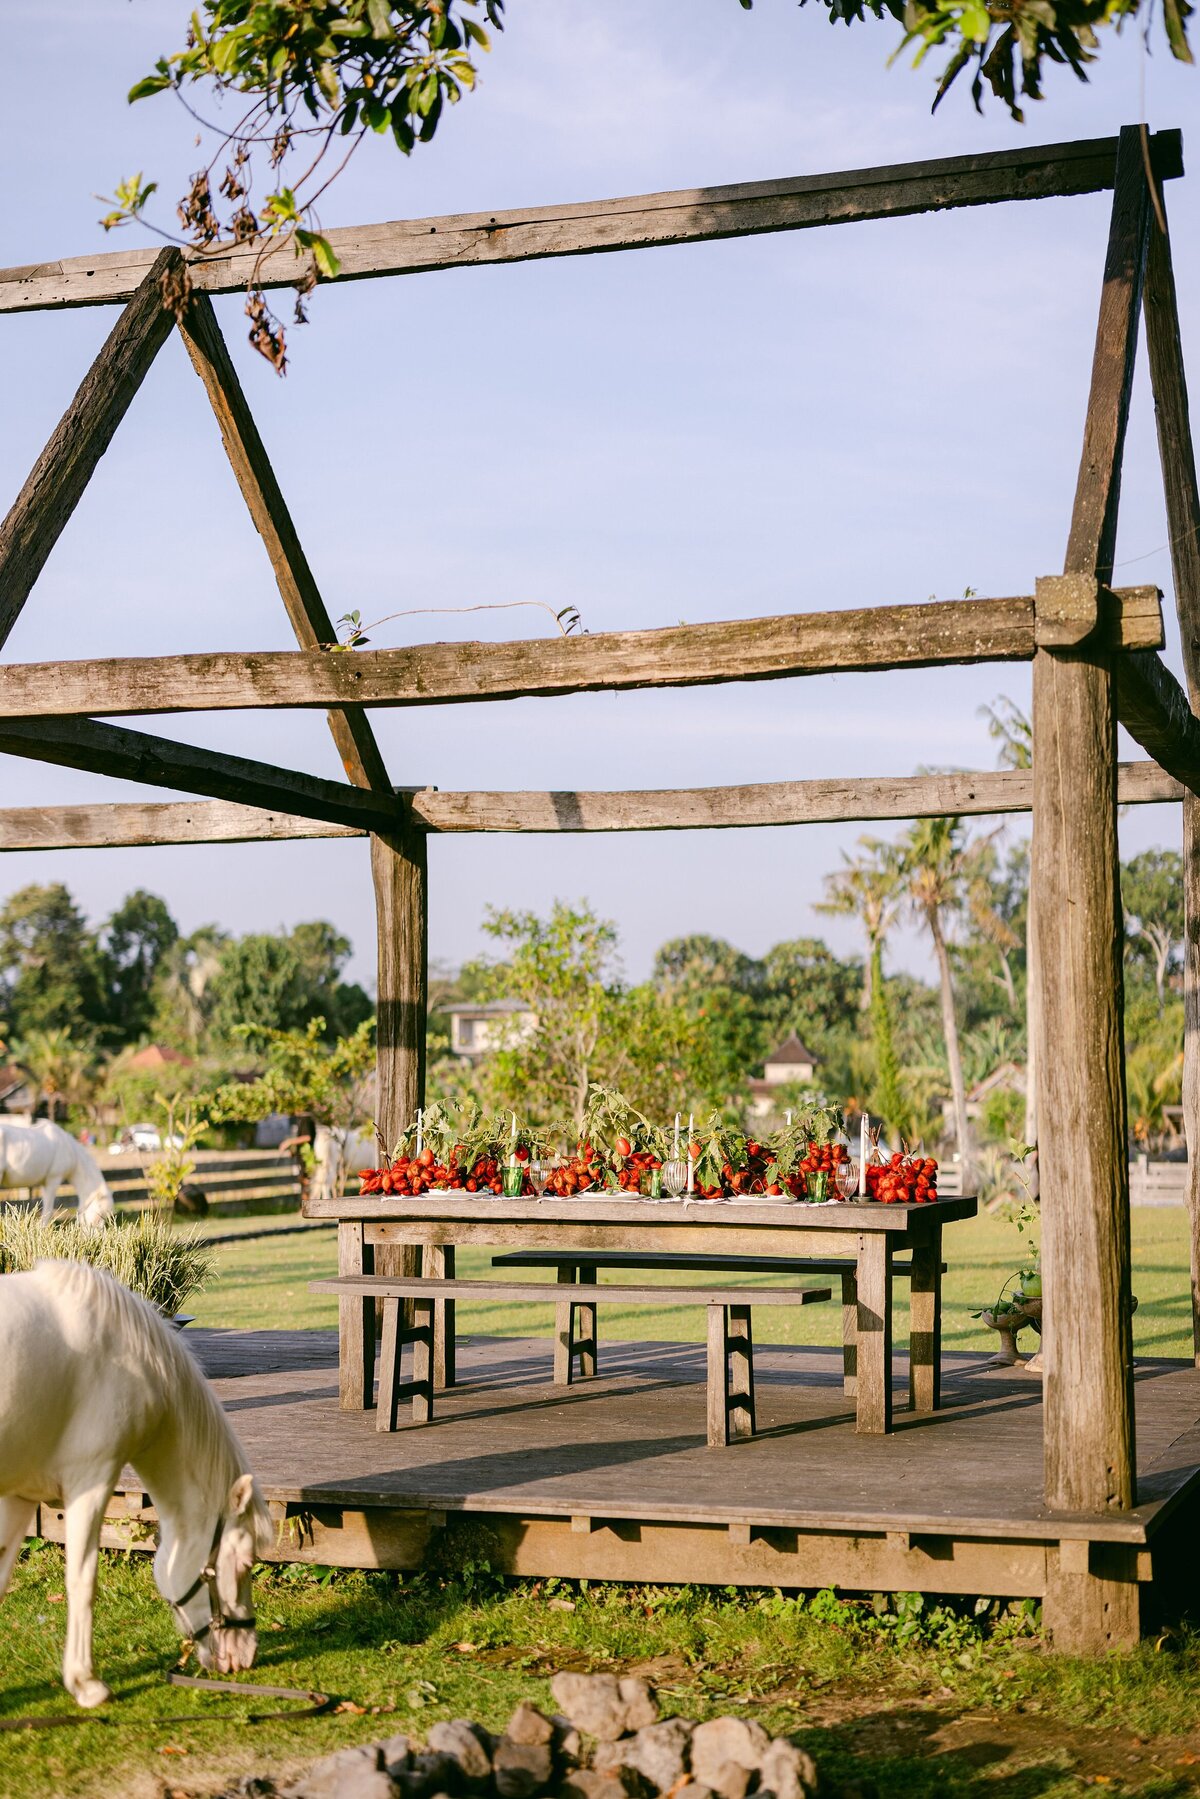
{"left": 33, "top": 1261, "right": 257, "bottom": 1518}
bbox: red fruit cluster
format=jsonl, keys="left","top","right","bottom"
{"left": 610, "top": 1144, "right": 663, "bottom": 1194}
{"left": 544, "top": 1143, "right": 605, "bottom": 1197}
{"left": 359, "top": 1144, "right": 454, "bottom": 1197}
{"left": 864, "top": 1153, "right": 939, "bottom": 1204}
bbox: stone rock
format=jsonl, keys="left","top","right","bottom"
{"left": 551, "top": 1674, "right": 627, "bottom": 1742}
{"left": 281, "top": 1744, "right": 396, "bottom": 1799}
{"left": 558, "top": 1772, "right": 644, "bottom": 1799}
{"left": 593, "top": 1719, "right": 694, "bottom": 1794}
{"left": 427, "top": 1721, "right": 494, "bottom": 1789}
{"left": 381, "top": 1737, "right": 412, "bottom": 1776}
{"left": 228, "top": 1780, "right": 277, "bottom": 1799}
{"left": 397, "top": 1753, "right": 462, "bottom": 1799}
{"left": 756, "top": 1739, "right": 818, "bottom": 1799}
{"left": 689, "top": 1720, "right": 770, "bottom": 1790}
{"left": 493, "top": 1736, "right": 554, "bottom": 1798}
{"left": 617, "top": 1680, "right": 659, "bottom": 1734}
{"left": 507, "top": 1703, "right": 557, "bottom": 1747}
{"left": 674, "top": 1787, "right": 715, "bottom": 1799}
{"left": 551, "top": 1717, "right": 583, "bottom": 1765}
{"left": 550, "top": 1673, "right": 659, "bottom": 1742}
{"left": 704, "top": 1764, "right": 750, "bottom": 1799}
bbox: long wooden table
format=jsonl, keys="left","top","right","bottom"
{"left": 303, "top": 1192, "right": 978, "bottom": 1436}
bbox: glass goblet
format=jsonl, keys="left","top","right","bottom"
{"left": 662, "top": 1158, "right": 688, "bottom": 1199}
{"left": 835, "top": 1160, "right": 861, "bottom": 1201}
{"left": 527, "top": 1159, "right": 548, "bottom": 1198}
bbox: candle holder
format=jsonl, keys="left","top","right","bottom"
{"left": 501, "top": 1163, "right": 525, "bottom": 1198}
{"left": 640, "top": 1165, "right": 664, "bottom": 1199}
{"left": 803, "top": 1169, "right": 829, "bottom": 1204}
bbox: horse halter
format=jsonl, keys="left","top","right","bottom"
{"left": 170, "top": 1518, "right": 256, "bottom": 1646}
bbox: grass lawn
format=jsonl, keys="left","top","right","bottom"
{"left": 188, "top": 1207, "right": 1196, "bottom": 1358}
{"left": 4, "top": 1207, "right": 1198, "bottom": 1796}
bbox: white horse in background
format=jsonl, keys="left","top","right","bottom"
{"left": 0, "top": 1121, "right": 114, "bottom": 1227}
{"left": 311, "top": 1123, "right": 376, "bottom": 1201}
{"left": 0, "top": 1261, "right": 272, "bottom": 1707}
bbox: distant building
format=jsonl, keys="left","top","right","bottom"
{"left": 123, "top": 1045, "right": 195, "bottom": 1071}
{"left": 448, "top": 1000, "right": 537, "bottom": 1061}
{"left": 748, "top": 1034, "right": 821, "bottom": 1119}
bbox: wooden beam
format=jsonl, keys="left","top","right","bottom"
{"left": 0, "top": 133, "right": 1182, "bottom": 314}
{"left": 177, "top": 294, "right": 394, "bottom": 796}
{"left": 0, "top": 248, "right": 181, "bottom": 651}
{"left": 1034, "top": 125, "right": 1147, "bottom": 1524}
{"left": 1117, "top": 652, "right": 1200, "bottom": 795}
{"left": 0, "top": 760, "right": 1184, "bottom": 852}
{"left": 0, "top": 587, "right": 1164, "bottom": 720}
{"left": 0, "top": 715, "right": 401, "bottom": 832}
{"left": 1143, "top": 202, "right": 1200, "bottom": 1367}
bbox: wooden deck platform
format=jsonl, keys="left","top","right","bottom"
{"left": 43, "top": 1329, "right": 1200, "bottom": 1650}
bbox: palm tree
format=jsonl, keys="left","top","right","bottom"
{"left": 817, "top": 843, "right": 905, "bottom": 1132}
{"left": 13, "top": 1028, "right": 95, "bottom": 1122}
{"left": 895, "top": 816, "right": 972, "bottom": 1169}
{"left": 979, "top": 694, "right": 1037, "bottom": 1152}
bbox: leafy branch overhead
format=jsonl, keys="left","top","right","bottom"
{"left": 104, "top": 0, "right": 1191, "bottom": 375}
{"left": 102, "top": 1, "right": 505, "bottom": 370}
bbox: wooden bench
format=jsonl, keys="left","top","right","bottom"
{"left": 310, "top": 1274, "right": 831, "bottom": 1446}
{"left": 491, "top": 1250, "right": 947, "bottom": 1394}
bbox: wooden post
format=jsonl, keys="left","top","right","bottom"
{"left": 1143, "top": 203, "right": 1200, "bottom": 1362}
{"left": 370, "top": 812, "right": 429, "bottom": 1303}
{"left": 1034, "top": 127, "right": 1147, "bottom": 1527}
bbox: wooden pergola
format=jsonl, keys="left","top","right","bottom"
{"left": 3, "top": 126, "right": 1200, "bottom": 1639}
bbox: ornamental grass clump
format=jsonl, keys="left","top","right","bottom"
{"left": 0, "top": 1211, "right": 213, "bottom": 1318}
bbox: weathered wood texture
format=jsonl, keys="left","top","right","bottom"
{"left": 1144, "top": 206, "right": 1200, "bottom": 1366}
{"left": 1117, "top": 651, "right": 1200, "bottom": 795}
{"left": 1035, "top": 125, "right": 1146, "bottom": 1521}
{"left": 178, "top": 295, "right": 393, "bottom": 796}
{"left": 0, "top": 761, "right": 1183, "bottom": 854}
{"left": 369, "top": 819, "right": 429, "bottom": 1313}
{"left": 0, "top": 587, "right": 1163, "bottom": 720}
{"left": 0, "top": 715, "right": 401, "bottom": 832}
{"left": 0, "top": 133, "right": 1182, "bottom": 313}
{"left": 0, "top": 249, "right": 181, "bottom": 651}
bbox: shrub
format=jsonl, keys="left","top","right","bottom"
{"left": 0, "top": 1211, "right": 213, "bottom": 1317}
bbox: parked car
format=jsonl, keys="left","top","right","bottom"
{"left": 106, "top": 1123, "right": 184, "bottom": 1154}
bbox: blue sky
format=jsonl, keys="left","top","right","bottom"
{"left": 1, "top": 3, "right": 1196, "bottom": 991}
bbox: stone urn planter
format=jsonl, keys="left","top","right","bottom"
{"left": 980, "top": 1296, "right": 1042, "bottom": 1368}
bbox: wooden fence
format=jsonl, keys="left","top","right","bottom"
{"left": 0, "top": 1148, "right": 303, "bottom": 1216}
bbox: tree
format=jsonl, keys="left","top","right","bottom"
{"left": 1122, "top": 849, "right": 1184, "bottom": 1009}
{"left": 896, "top": 817, "right": 974, "bottom": 1165}
{"left": 107, "top": 1, "right": 1193, "bottom": 377}
{"left": 206, "top": 921, "right": 371, "bottom": 1045}
{"left": 981, "top": 693, "right": 1038, "bottom": 1153}
{"left": 0, "top": 884, "right": 105, "bottom": 1041}
{"left": 816, "top": 845, "right": 905, "bottom": 1131}
{"left": 208, "top": 1017, "right": 376, "bottom": 1132}
{"left": 150, "top": 925, "right": 229, "bottom": 1050}
{"left": 12, "top": 1028, "right": 96, "bottom": 1123}
{"left": 288, "top": 920, "right": 373, "bottom": 1036}
{"left": 101, "top": 889, "right": 179, "bottom": 1045}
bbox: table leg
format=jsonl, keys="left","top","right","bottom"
{"left": 727, "top": 1305, "right": 756, "bottom": 1440}
{"left": 576, "top": 1262, "right": 598, "bottom": 1378}
{"left": 908, "top": 1226, "right": 942, "bottom": 1413}
{"left": 425, "top": 1244, "right": 456, "bottom": 1388}
{"left": 338, "top": 1221, "right": 375, "bottom": 1411}
{"left": 856, "top": 1233, "right": 893, "bottom": 1434}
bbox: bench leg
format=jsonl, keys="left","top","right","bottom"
{"left": 377, "top": 1296, "right": 436, "bottom": 1431}
{"left": 410, "top": 1297, "right": 434, "bottom": 1424}
{"left": 376, "top": 1296, "right": 401, "bottom": 1433}
{"left": 426, "top": 1244, "right": 456, "bottom": 1388}
{"left": 554, "top": 1263, "right": 578, "bottom": 1385}
{"left": 707, "top": 1305, "right": 729, "bottom": 1446}
{"left": 856, "top": 1233, "right": 893, "bottom": 1435}
{"left": 908, "top": 1228, "right": 942, "bottom": 1413}
{"left": 575, "top": 1262, "right": 598, "bottom": 1378}
{"left": 841, "top": 1269, "right": 858, "bottom": 1397}
{"left": 727, "top": 1304, "right": 756, "bottom": 1440}
{"left": 339, "top": 1222, "right": 375, "bottom": 1411}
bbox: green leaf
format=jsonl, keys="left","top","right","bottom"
{"left": 367, "top": 0, "right": 396, "bottom": 36}
{"left": 310, "top": 234, "right": 342, "bottom": 280}
{"left": 959, "top": 2, "right": 990, "bottom": 41}
{"left": 128, "top": 73, "right": 172, "bottom": 102}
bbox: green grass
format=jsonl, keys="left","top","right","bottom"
{"left": 5, "top": 1546, "right": 1200, "bottom": 1799}
{"left": 188, "top": 1208, "right": 1197, "bottom": 1359}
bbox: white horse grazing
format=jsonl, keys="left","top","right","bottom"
{"left": 0, "top": 1121, "right": 114, "bottom": 1227}
{"left": 0, "top": 1261, "right": 272, "bottom": 1707}
{"left": 312, "top": 1123, "right": 376, "bottom": 1200}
